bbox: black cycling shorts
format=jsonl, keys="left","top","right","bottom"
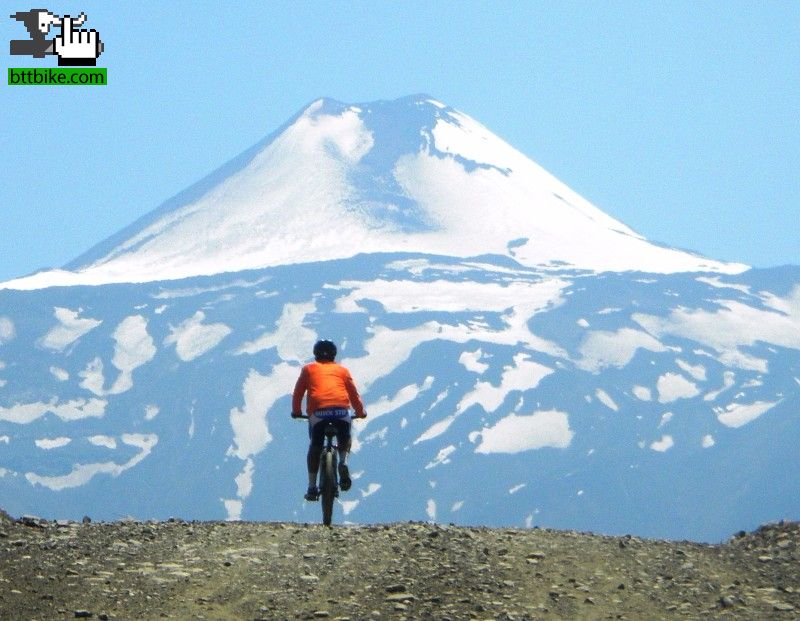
{"left": 309, "top": 417, "right": 351, "bottom": 449}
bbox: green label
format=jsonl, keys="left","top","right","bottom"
{"left": 8, "top": 67, "right": 107, "bottom": 86}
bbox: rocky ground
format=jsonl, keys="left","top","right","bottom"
{"left": 0, "top": 508, "right": 798, "bottom": 620}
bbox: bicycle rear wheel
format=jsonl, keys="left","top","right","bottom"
{"left": 320, "top": 449, "right": 337, "bottom": 526}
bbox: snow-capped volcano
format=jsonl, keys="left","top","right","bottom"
{"left": 1, "top": 95, "right": 796, "bottom": 542}
{"left": 4, "top": 95, "right": 744, "bottom": 290}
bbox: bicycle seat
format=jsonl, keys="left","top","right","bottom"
{"left": 324, "top": 423, "right": 337, "bottom": 438}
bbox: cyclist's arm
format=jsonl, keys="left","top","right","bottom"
{"left": 292, "top": 367, "right": 309, "bottom": 416}
{"left": 343, "top": 371, "right": 366, "bottom": 418}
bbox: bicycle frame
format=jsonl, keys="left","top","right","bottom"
{"left": 319, "top": 423, "right": 339, "bottom": 527}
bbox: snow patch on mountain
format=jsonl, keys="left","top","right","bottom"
{"left": 649, "top": 435, "right": 674, "bottom": 452}
{"left": 459, "top": 349, "right": 490, "bottom": 374}
{"left": 577, "top": 328, "right": 666, "bottom": 372}
{"left": 228, "top": 365, "right": 296, "bottom": 459}
{"left": 39, "top": 308, "right": 101, "bottom": 352}
{"left": 35, "top": 437, "right": 71, "bottom": 450}
{"left": 234, "top": 300, "right": 317, "bottom": 362}
{"left": 715, "top": 400, "right": 781, "bottom": 428}
{"left": 25, "top": 433, "right": 158, "bottom": 491}
{"left": 164, "top": 311, "right": 231, "bottom": 361}
{"left": 50, "top": 366, "right": 69, "bottom": 381}
{"left": 634, "top": 286, "right": 800, "bottom": 372}
{"left": 474, "top": 410, "right": 574, "bottom": 453}
{"left": 0, "top": 398, "right": 107, "bottom": 425}
{"left": 595, "top": 389, "right": 619, "bottom": 411}
{"left": 0, "top": 316, "right": 15, "bottom": 343}
{"left": 656, "top": 373, "right": 700, "bottom": 403}
{"left": 704, "top": 371, "right": 736, "bottom": 401}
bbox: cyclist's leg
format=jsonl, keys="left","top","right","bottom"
{"left": 333, "top": 418, "right": 352, "bottom": 491}
{"left": 332, "top": 418, "right": 352, "bottom": 462}
{"left": 306, "top": 419, "right": 326, "bottom": 497}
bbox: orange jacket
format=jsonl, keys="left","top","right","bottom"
{"left": 292, "top": 361, "right": 365, "bottom": 416}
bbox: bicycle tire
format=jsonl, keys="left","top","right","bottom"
{"left": 320, "top": 449, "right": 337, "bottom": 526}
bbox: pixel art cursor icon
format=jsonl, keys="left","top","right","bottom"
{"left": 10, "top": 9, "right": 104, "bottom": 66}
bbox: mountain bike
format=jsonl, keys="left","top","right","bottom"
{"left": 295, "top": 415, "right": 342, "bottom": 527}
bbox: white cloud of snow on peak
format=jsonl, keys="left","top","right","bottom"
{"left": 656, "top": 373, "right": 700, "bottom": 403}
{"left": 577, "top": 327, "right": 667, "bottom": 373}
{"left": 715, "top": 400, "right": 781, "bottom": 428}
{"left": 233, "top": 300, "right": 317, "bottom": 363}
{"left": 0, "top": 316, "right": 15, "bottom": 344}
{"left": 164, "top": 311, "right": 231, "bottom": 361}
{"left": 39, "top": 307, "right": 101, "bottom": 352}
{"left": 475, "top": 410, "right": 574, "bottom": 454}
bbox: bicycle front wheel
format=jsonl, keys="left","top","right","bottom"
{"left": 320, "top": 449, "right": 337, "bottom": 526}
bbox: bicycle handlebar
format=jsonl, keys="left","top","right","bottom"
{"left": 291, "top": 412, "right": 367, "bottom": 419}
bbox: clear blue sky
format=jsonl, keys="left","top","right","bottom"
{"left": 2, "top": 1, "right": 798, "bottom": 282}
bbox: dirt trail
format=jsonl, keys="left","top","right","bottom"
{"left": 1, "top": 510, "right": 798, "bottom": 620}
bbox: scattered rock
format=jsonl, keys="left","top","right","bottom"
{"left": 773, "top": 602, "right": 795, "bottom": 612}
{"left": 0, "top": 515, "right": 797, "bottom": 620}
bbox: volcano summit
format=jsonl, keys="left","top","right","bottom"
{"left": 5, "top": 95, "right": 745, "bottom": 290}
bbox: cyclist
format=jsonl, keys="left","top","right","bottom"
{"left": 291, "top": 339, "right": 366, "bottom": 501}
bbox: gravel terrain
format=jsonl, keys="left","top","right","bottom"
{"left": 1, "top": 509, "right": 797, "bottom": 620}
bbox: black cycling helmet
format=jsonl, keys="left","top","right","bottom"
{"left": 313, "top": 339, "right": 337, "bottom": 361}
